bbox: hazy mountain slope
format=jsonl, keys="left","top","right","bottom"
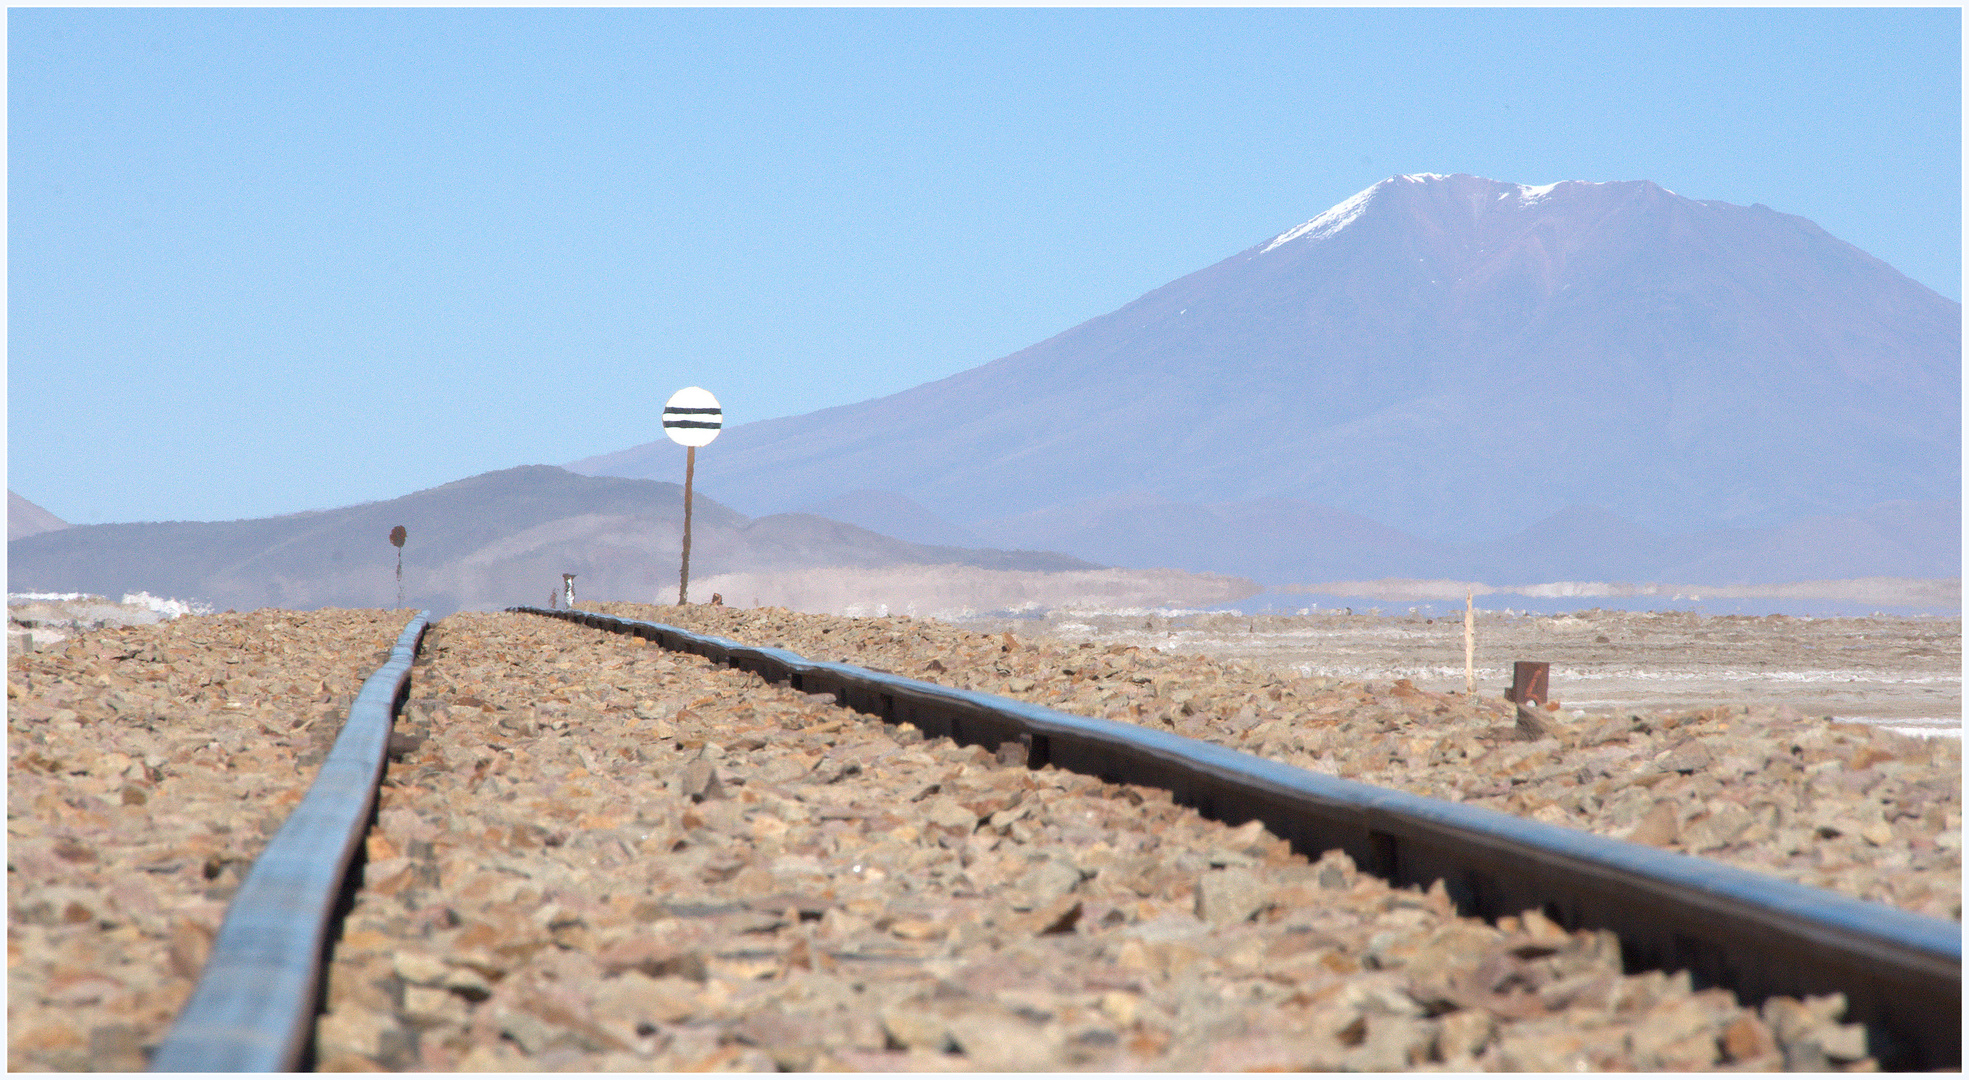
{"left": 969, "top": 494, "right": 1960, "bottom": 588}
{"left": 969, "top": 493, "right": 1449, "bottom": 583}
{"left": 7, "top": 465, "right": 1099, "bottom": 615}
{"left": 9, "top": 491, "right": 70, "bottom": 541}
{"left": 573, "top": 173, "right": 1958, "bottom": 581}
{"left": 795, "top": 490, "right": 986, "bottom": 549}
{"left": 1646, "top": 499, "right": 1963, "bottom": 584}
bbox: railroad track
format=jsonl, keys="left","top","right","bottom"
{"left": 146, "top": 606, "right": 1956, "bottom": 1070}
{"left": 150, "top": 612, "right": 433, "bottom": 1070}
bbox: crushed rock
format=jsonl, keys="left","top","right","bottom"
{"left": 606, "top": 602, "right": 1961, "bottom": 921}
{"left": 7, "top": 608, "right": 414, "bottom": 1071}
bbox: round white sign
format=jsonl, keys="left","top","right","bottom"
{"left": 662, "top": 386, "right": 723, "bottom": 447}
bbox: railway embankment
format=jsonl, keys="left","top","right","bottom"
{"left": 6, "top": 608, "right": 415, "bottom": 1070}
{"left": 610, "top": 602, "right": 1961, "bottom": 920}
{"left": 8, "top": 603, "right": 1954, "bottom": 1070}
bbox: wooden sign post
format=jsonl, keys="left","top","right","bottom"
{"left": 662, "top": 387, "right": 723, "bottom": 605}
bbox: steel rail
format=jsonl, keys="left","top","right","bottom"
{"left": 516, "top": 605, "right": 1961, "bottom": 1071}
{"left": 150, "top": 611, "right": 434, "bottom": 1072}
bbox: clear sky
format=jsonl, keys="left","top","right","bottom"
{"left": 9, "top": 7, "right": 1960, "bottom": 526}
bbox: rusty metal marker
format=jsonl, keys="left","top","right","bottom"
{"left": 1507, "top": 660, "right": 1550, "bottom": 705}
{"left": 388, "top": 526, "right": 407, "bottom": 608}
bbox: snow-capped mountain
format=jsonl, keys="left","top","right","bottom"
{"left": 573, "top": 173, "right": 1959, "bottom": 583}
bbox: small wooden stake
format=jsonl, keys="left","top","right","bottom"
{"left": 678, "top": 444, "right": 696, "bottom": 605}
{"left": 1464, "top": 590, "right": 1476, "bottom": 697}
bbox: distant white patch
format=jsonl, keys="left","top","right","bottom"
{"left": 1046, "top": 605, "right": 1217, "bottom": 619}
{"left": 1841, "top": 717, "right": 1961, "bottom": 740}
{"left": 1553, "top": 667, "right": 1959, "bottom": 687}
{"left": 1398, "top": 172, "right": 1449, "bottom": 182}
{"left": 9, "top": 591, "right": 213, "bottom": 650}
{"left": 121, "top": 592, "right": 214, "bottom": 618}
{"left": 1263, "top": 183, "right": 1379, "bottom": 252}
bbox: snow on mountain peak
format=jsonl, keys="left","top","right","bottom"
{"left": 1264, "top": 175, "right": 1656, "bottom": 255}
{"left": 1503, "top": 179, "right": 1637, "bottom": 206}
{"left": 1261, "top": 180, "right": 1382, "bottom": 252}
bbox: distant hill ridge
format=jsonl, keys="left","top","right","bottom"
{"left": 9, "top": 491, "right": 70, "bottom": 541}
{"left": 573, "top": 173, "right": 1959, "bottom": 585}
{"left": 6, "top": 466, "right": 1103, "bottom": 616}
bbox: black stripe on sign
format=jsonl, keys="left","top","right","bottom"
{"left": 664, "top": 407, "right": 723, "bottom": 415}
{"left": 664, "top": 419, "right": 723, "bottom": 429}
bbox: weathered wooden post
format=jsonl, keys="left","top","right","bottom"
{"left": 1464, "top": 589, "right": 1476, "bottom": 698}
{"left": 662, "top": 387, "right": 723, "bottom": 605}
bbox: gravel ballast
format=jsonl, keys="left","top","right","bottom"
{"left": 7, "top": 608, "right": 415, "bottom": 1071}
{"left": 606, "top": 602, "right": 1961, "bottom": 921}
{"left": 9, "top": 604, "right": 1941, "bottom": 1070}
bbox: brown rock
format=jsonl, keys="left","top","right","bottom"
{"left": 880, "top": 1002, "right": 954, "bottom": 1053}
{"left": 316, "top": 1007, "right": 397, "bottom": 1063}
{"left": 1763, "top": 993, "right": 1869, "bottom": 1066}
{"left": 87, "top": 1024, "right": 148, "bottom": 1072}
{"left": 1626, "top": 801, "right": 1680, "bottom": 847}
{"left": 1721, "top": 1013, "right": 1778, "bottom": 1063}
{"left": 590, "top": 970, "right": 704, "bottom": 1027}
{"left": 922, "top": 796, "right": 978, "bottom": 833}
{"left": 1195, "top": 867, "right": 1272, "bottom": 925}
{"left": 1491, "top": 1024, "right": 1594, "bottom": 1070}
{"left": 391, "top": 950, "right": 450, "bottom": 987}
{"left": 1515, "top": 701, "right": 1563, "bottom": 742}
{"left": 1028, "top": 898, "right": 1084, "bottom": 936}
{"left": 1013, "top": 856, "right": 1082, "bottom": 909}
{"left": 1657, "top": 741, "right": 1714, "bottom": 774}
{"left": 1434, "top": 1008, "right": 1496, "bottom": 1061}
{"left": 1346, "top": 1014, "right": 1436, "bottom": 1070}
{"left": 678, "top": 760, "right": 725, "bottom": 801}
{"left": 167, "top": 919, "right": 215, "bottom": 980}
{"left": 1203, "top": 1032, "right": 1347, "bottom": 1071}
{"left": 944, "top": 1009, "right": 1060, "bottom": 1070}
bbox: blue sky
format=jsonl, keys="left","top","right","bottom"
{"left": 9, "top": 7, "right": 1960, "bottom": 526}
